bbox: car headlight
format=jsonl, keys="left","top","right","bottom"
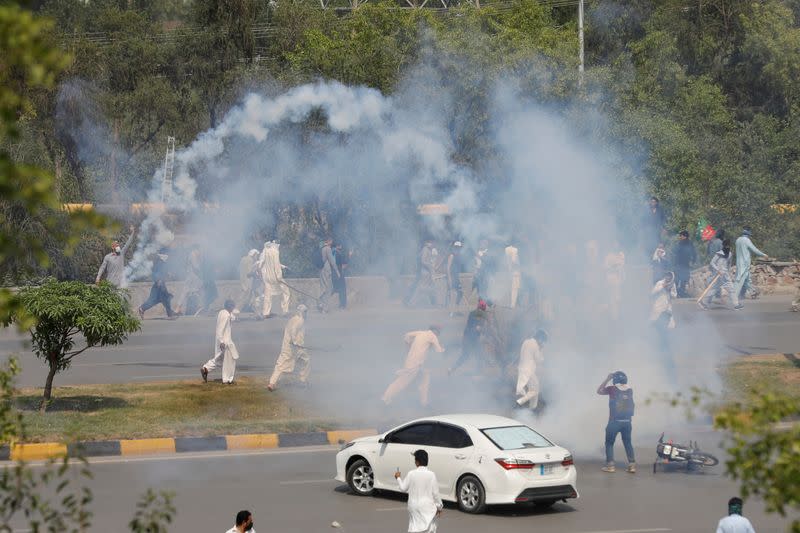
{"left": 340, "top": 441, "right": 355, "bottom": 451}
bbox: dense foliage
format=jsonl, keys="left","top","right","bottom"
{"left": 5, "top": 279, "right": 140, "bottom": 409}
{"left": 714, "top": 391, "right": 800, "bottom": 532}
{"left": 4, "top": 0, "right": 800, "bottom": 276}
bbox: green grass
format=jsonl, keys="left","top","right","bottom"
{"left": 14, "top": 377, "right": 338, "bottom": 442}
{"left": 721, "top": 354, "right": 800, "bottom": 402}
{"left": 12, "top": 354, "right": 797, "bottom": 443}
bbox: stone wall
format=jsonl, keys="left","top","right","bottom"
{"left": 689, "top": 262, "right": 800, "bottom": 297}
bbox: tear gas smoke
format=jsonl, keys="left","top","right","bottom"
{"left": 73, "top": 55, "right": 726, "bottom": 455}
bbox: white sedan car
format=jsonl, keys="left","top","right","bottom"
{"left": 335, "top": 414, "right": 578, "bottom": 514}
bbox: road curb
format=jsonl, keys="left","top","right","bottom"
{"left": 1, "top": 429, "right": 377, "bottom": 461}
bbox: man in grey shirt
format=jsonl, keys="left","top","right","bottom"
{"left": 96, "top": 226, "right": 135, "bottom": 288}
{"left": 318, "top": 238, "right": 339, "bottom": 313}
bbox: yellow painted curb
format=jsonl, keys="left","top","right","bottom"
{"left": 10, "top": 443, "right": 67, "bottom": 461}
{"left": 327, "top": 429, "right": 377, "bottom": 446}
{"left": 225, "top": 433, "right": 279, "bottom": 450}
{"left": 119, "top": 438, "right": 176, "bottom": 456}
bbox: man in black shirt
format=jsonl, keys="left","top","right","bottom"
{"left": 672, "top": 230, "right": 697, "bottom": 298}
{"left": 138, "top": 250, "right": 175, "bottom": 319}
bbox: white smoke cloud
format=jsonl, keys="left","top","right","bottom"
{"left": 114, "top": 57, "right": 726, "bottom": 454}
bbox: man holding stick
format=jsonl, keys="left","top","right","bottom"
{"left": 698, "top": 239, "right": 738, "bottom": 310}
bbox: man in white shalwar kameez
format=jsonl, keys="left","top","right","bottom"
{"left": 267, "top": 304, "right": 309, "bottom": 391}
{"left": 515, "top": 330, "right": 547, "bottom": 410}
{"left": 504, "top": 242, "right": 521, "bottom": 308}
{"left": 382, "top": 326, "right": 444, "bottom": 407}
{"left": 201, "top": 299, "right": 239, "bottom": 384}
{"left": 258, "top": 240, "right": 290, "bottom": 317}
{"left": 395, "top": 449, "right": 443, "bottom": 533}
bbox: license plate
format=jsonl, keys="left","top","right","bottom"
{"left": 540, "top": 464, "right": 554, "bottom": 475}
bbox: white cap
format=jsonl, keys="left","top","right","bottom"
{"left": 453, "top": 241, "right": 463, "bottom": 247}
{"left": 248, "top": 249, "right": 259, "bottom": 257}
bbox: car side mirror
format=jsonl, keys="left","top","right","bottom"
{"left": 378, "top": 437, "right": 385, "bottom": 443}
{"left": 380, "top": 433, "right": 392, "bottom": 444}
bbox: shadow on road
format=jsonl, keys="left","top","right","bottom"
{"left": 332, "top": 485, "right": 577, "bottom": 516}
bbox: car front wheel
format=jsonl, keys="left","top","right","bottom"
{"left": 346, "top": 458, "right": 375, "bottom": 496}
{"left": 456, "top": 475, "right": 486, "bottom": 514}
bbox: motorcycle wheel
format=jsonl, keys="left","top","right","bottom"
{"left": 695, "top": 453, "right": 719, "bottom": 467}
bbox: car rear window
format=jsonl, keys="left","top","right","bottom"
{"left": 481, "top": 426, "right": 552, "bottom": 450}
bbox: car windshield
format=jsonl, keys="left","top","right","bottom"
{"left": 481, "top": 425, "right": 552, "bottom": 450}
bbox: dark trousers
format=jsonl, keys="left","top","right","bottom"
{"left": 605, "top": 420, "right": 635, "bottom": 464}
{"left": 334, "top": 274, "right": 347, "bottom": 308}
{"left": 141, "top": 283, "right": 174, "bottom": 317}
{"left": 675, "top": 267, "right": 690, "bottom": 297}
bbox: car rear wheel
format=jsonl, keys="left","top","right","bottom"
{"left": 457, "top": 475, "right": 486, "bottom": 514}
{"left": 346, "top": 459, "right": 375, "bottom": 496}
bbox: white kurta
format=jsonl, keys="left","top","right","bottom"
{"left": 505, "top": 245, "right": 521, "bottom": 308}
{"left": 516, "top": 338, "right": 543, "bottom": 408}
{"left": 259, "top": 243, "right": 290, "bottom": 316}
{"left": 716, "top": 514, "right": 756, "bottom": 533}
{"left": 268, "top": 314, "right": 308, "bottom": 387}
{"left": 397, "top": 466, "right": 443, "bottom": 533}
{"left": 649, "top": 279, "right": 677, "bottom": 328}
{"left": 225, "top": 528, "right": 255, "bottom": 533}
{"left": 203, "top": 309, "right": 239, "bottom": 383}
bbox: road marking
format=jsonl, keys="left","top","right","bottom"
{"left": 375, "top": 507, "right": 406, "bottom": 512}
{"left": 279, "top": 479, "right": 335, "bottom": 485}
{"left": 574, "top": 529, "right": 671, "bottom": 533}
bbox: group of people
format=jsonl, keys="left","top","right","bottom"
{"left": 651, "top": 226, "right": 769, "bottom": 309}
{"left": 402, "top": 238, "right": 532, "bottom": 313}
{"left": 379, "top": 298, "right": 549, "bottom": 416}
{"left": 199, "top": 299, "right": 309, "bottom": 388}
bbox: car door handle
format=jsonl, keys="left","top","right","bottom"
{"left": 454, "top": 454, "right": 467, "bottom": 460}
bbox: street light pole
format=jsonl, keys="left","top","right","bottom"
{"left": 578, "top": 0, "right": 585, "bottom": 86}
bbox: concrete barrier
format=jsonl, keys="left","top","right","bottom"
{"left": 130, "top": 274, "right": 475, "bottom": 316}
{"left": 0, "top": 430, "right": 378, "bottom": 461}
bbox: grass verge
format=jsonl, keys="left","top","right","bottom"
{"left": 721, "top": 353, "right": 800, "bottom": 402}
{"left": 14, "top": 377, "right": 336, "bottom": 443}
{"left": 12, "top": 354, "right": 797, "bottom": 443}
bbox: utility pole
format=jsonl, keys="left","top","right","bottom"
{"left": 578, "top": 0, "right": 585, "bottom": 86}
{"left": 161, "top": 136, "right": 175, "bottom": 203}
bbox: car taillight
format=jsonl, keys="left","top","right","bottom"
{"left": 561, "top": 455, "right": 574, "bottom": 467}
{"left": 495, "top": 458, "right": 535, "bottom": 470}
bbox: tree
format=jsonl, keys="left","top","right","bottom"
{"left": 5, "top": 279, "right": 140, "bottom": 410}
{"left": 714, "top": 392, "right": 800, "bottom": 533}
{"left": 1, "top": 4, "right": 69, "bottom": 325}
{"left": 1, "top": 357, "right": 175, "bottom": 532}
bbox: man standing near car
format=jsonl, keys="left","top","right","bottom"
{"left": 597, "top": 371, "right": 636, "bottom": 473}
{"left": 395, "top": 449, "right": 443, "bottom": 533}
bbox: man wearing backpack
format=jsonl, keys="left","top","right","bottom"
{"left": 597, "top": 371, "right": 636, "bottom": 473}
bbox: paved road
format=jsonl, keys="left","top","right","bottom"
{"left": 1, "top": 295, "right": 797, "bottom": 435}
{"left": 2, "top": 296, "right": 797, "bottom": 389}
{"left": 6, "top": 446, "right": 791, "bottom": 533}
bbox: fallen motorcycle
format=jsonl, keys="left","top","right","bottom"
{"left": 653, "top": 433, "right": 719, "bottom": 473}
